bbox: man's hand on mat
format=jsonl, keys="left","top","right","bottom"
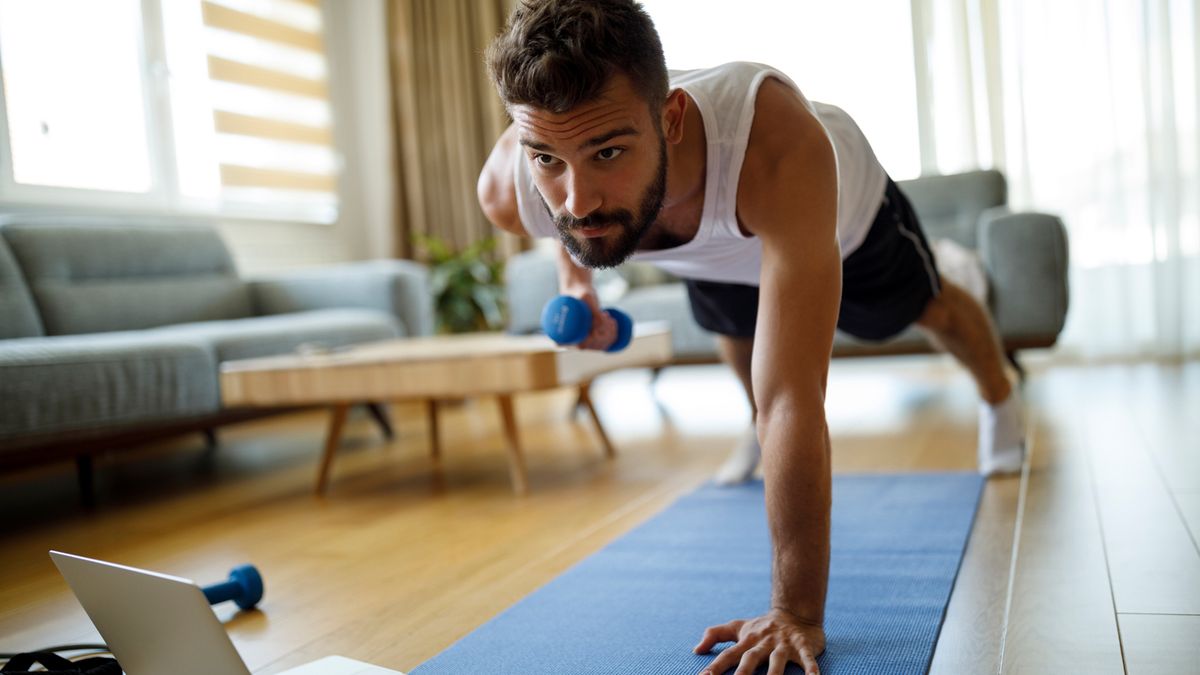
{"left": 693, "top": 608, "right": 825, "bottom": 675}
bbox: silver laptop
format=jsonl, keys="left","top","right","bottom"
{"left": 50, "top": 551, "right": 405, "bottom": 675}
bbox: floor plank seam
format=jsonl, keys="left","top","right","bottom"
{"left": 1116, "top": 611, "right": 1200, "bottom": 617}
{"left": 1082, "top": 406, "right": 1131, "bottom": 675}
{"left": 995, "top": 407, "right": 1035, "bottom": 675}
{"left": 1129, "top": 410, "right": 1200, "bottom": 559}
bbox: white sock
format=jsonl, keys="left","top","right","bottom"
{"left": 978, "top": 388, "right": 1025, "bottom": 476}
{"left": 714, "top": 425, "right": 761, "bottom": 485}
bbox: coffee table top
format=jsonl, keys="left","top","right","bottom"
{"left": 220, "top": 322, "right": 673, "bottom": 407}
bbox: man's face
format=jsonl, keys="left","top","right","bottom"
{"left": 512, "top": 75, "right": 667, "bottom": 268}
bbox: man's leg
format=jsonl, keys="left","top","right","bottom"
{"left": 717, "top": 335, "right": 756, "bottom": 414}
{"left": 712, "top": 335, "right": 762, "bottom": 484}
{"left": 914, "top": 280, "right": 1024, "bottom": 474}
{"left": 681, "top": 279, "right": 765, "bottom": 485}
{"left": 914, "top": 281, "right": 1012, "bottom": 404}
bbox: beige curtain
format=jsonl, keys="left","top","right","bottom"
{"left": 387, "top": 0, "right": 523, "bottom": 260}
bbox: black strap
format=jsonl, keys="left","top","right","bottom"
{"left": 1, "top": 652, "right": 121, "bottom": 674}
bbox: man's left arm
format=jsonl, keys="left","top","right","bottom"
{"left": 693, "top": 78, "right": 841, "bottom": 675}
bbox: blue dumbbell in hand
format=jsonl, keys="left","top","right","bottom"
{"left": 541, "top": 295, "right": 633, "bottom": 352}
{"left": 202, "top": 564, "right": 264, "bottom": 611}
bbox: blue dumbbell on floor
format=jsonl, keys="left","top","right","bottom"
{"left": 202, "top": 564, "right": 264, "bottom": 611}
{"left": 541, "top": 295, "right": 633, "bottom": 353}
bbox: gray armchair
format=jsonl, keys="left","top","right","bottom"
{"left": 504, "top": 170, "right": 1069, "bottom": 364}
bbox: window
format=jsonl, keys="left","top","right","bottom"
{"left": 0, "top": 0, "right": 153, "bottom": 193}
{"left": 0, "top": 0, "right": 338, "bottom": 223}
{"left": 639, "top": 0, "right": 922, "bottom": 180}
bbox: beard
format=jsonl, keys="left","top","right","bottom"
{"left": 546, "top": 136, "right": 667, "bottom": 269}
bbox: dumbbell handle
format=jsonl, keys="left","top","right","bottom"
{"left": 203, "top": 580, "right": 244, "bottom": 604}
{"left": 202, "top": 564, "right": 263, "bottom": 611}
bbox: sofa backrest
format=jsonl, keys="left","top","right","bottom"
{"left": 896, "top": 170, "right": 1007, "bottom": 249}
{"left": 0, "top": 217, "right": 253, "bottom": 335}
{"left": 0, "top": 234, "right": 44, "bottom": 339}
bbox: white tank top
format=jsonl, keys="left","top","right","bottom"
{"left": 513, "top": 61, "right": 889, "bottom": 286}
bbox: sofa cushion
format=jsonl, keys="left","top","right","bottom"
{"left": 0, "top": 219, "right": 253, "bottom": 335}
{"left": 897, "top": 170, "right": 1006, "bottom": 249}
{"left": 150, "top": 308, "right": 402, "bottom": 363}
{"left": 620, "top": 284, "right": 718, "bottom": 359}
{"left": 0, "top": 236, "right": 43, "bottom": 339}
{"left": 0, "top": 332, "right": 219, "bottom": 440}
{"left": 618, "top": 261, "right": 678, "bottom": 288}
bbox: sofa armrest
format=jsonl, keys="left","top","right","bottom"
{"left": 247, "top": 260, "right": 435, "bottom": 337}
{"left": 977, "top": 210, "right": 1070, "bottom": 342}
{"left": 504, "top": 249, "right": 559, "bottom": 334}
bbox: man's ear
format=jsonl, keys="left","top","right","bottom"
{"left": 660, "top": 88, "right": 688, "bottom": 144}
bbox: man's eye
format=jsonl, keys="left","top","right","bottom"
{"left": 534, "top": 154, "right": 560, "bottom": 167}
{"left": 596, "top": 147, "right": 624, "bottom": 161}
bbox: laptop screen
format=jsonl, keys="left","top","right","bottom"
{"left": 50, "top": 551, "right": 252, "bottom": 675}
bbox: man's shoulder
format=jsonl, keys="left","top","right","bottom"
{"left": 669, "top": 61, "right": 784, "bottom": 89}
{"left": 744, "top": 78, "right": 829, "bottom": 177}
{"left": 478, "top": 124, "right": 529, "bottom": 238}
{"left": 737, "top": 79, "right": 836, "bottom": 237}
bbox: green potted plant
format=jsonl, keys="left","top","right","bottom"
{"left": 413, "top": 233, "right": 507, "bottom": 334}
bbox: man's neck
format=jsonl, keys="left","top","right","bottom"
{"left": 640, "top": 95, "right": 707, "bottom": 251}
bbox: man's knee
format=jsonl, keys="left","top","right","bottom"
{"left": 915, "top": 293, "right": 951, "bottom": 333}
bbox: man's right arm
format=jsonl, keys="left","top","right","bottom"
{"left": 477, "top": 125, "right": 614, "bottom": 349}
{"left": 477, "top": 123, "right": 526, "bottom": 238}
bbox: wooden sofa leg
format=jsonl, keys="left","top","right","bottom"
{"left": 366, "top": 402, "right": 395, "bottom": 440}
{"left": 202, "top": 428, "right": 219, "bottom": 451}
{"left": 76, "top": 455, "right": 96, "bottom": 508}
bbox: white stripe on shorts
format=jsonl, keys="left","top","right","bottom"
{"left": 889, "top": 201, "right": 941, "bottom": 298}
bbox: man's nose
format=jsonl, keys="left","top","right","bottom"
{"left": 564, "top": 170, "right": 602, "bottom": 220}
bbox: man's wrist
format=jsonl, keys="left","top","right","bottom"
{"left": 770, "top": 605, "right": 823, "bottom": 628}
{"left": 559, "top": 279, "right": 595, "bottom": 298}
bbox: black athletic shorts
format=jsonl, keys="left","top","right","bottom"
{"left": 684, "top": 178, "right": 942, "bottom": 342}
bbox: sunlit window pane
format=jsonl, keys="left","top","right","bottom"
{"left": 640, "top": 0, "right": 921, "bottom": 180}
{"left": 0, "top": 0, "right": 152, "bottom": 192}
{"left": 161, "top": 0, "right": 338, "bottom": 220}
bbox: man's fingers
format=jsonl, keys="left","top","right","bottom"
{"left": 575, "top": 310, "right": 616, "bottom": 351}
{"left": 798, "top": 646, "right": 820, "bottom": 675}
{"left": 592, "top": 312, "right": 616, "bottom": 345}
{"left": 701, "top": 640, "right": 750, "bottom": 675}
{"left": 693, "top": 622, "right": 739, "bottom": 653}
{"left": 766, "top": 648, "right": 789, "bottom": 675}
{"left": 732, "top": 644, "right": 771, "bottom": 675}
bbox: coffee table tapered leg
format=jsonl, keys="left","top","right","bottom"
{"left": 578, "top": 381, "right": 616, "bottom": 459}
{"left": 427, "top": 399, "right": 441, "bottom": 463}
{"left": 496, "top": 394, "right": 528, "bottom": 495}
{"left": 316, "top": 403, "right": 351, "bottom": 495}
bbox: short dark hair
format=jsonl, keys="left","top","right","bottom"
{"left": 485, "top": 0, "right": 668, "bottom": 115}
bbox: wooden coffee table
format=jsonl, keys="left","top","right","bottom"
{"left": 219, "top": 324, "right": 672, "bottom": 495}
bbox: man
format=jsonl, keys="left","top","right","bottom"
{"left": 477, "top": 1, "right": 1024, "bottom": 673}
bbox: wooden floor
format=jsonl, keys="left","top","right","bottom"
{"left": 0, "top": 357, "right": 1197, "bottom": 674}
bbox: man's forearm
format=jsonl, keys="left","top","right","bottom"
{"left": 760, "top": 410, "right": 832, "bottom": 625}
{"left": 555, "top": 242, "right": 594, "bottom": 293}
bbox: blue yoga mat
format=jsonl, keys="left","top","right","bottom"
{"left": 413, "top": 473, "right": 984, "bottom": 675}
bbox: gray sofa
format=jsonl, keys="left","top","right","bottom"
{"left": 506, "top": 170, "right": 1069, "bottom": 363}
{"left": 0, "top": 215, "right": 433, "bottom": 481}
